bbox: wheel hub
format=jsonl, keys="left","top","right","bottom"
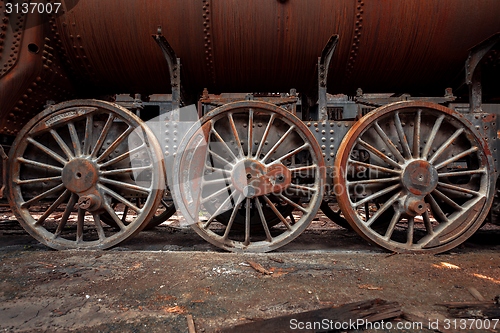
{"left": 62, "top": 158, "right": 99, "bottom": 193}
{"left": 231, "top": 159, "right": 291, "bottom": 198}
{"left": 401, "top": 160, "right": 438, "bottom": 196}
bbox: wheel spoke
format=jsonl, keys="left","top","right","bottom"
{"left": 255, "top": 113, "right": 276, "bottom": 159}
{"left": 406, "top": 217, "right": 415, "bottom": 245}
{"left": 394, "top": 112, "right": 412, "bottom": 158}
{"left": 222, "top": 195, "right": 244, "bottom": 240}
{"left": 352, "top": 183, "right": 400, "bottom": 208}
{"left": 99, "top": 178, "right": 151, "bottom": 195}
{"left": 121, "top": 205, "right": 130, "bottom": 223}
{"left": 255, "top": 197, "right": 273, "bottom": 242}
{"left": 201, "top": 177, "right": 231, "bottom": 187}
{"left": 204, "top": 165, "right": 231, "bottom": 173}
{"left": 97, "top": 125, "right": 134, "bottom": 163}
{"left": 428, "top": 128, "right": 464, "bottom": 164}
{"left": 15, "top": 176, "right": 62, "bottom": 185}
{"left": 100, "top": 185, "right": 142, "bottom": 213}
{"left": 50, "top": 129, "right": 74, "bottom": 159}
{"left": 103, "top": 202, "right": 127, "bottom": 231}
{"left": 92, "top": 213, "right": 106, "bottom": 240}
{"left": 288, "top": 164, "right": 317, "bottom": 173}
{"left": 35, "top": 190, "right": 71, "bottom": 226}
{"left": 383, "top": 210, "right": 401, "bottom": 240}
{"left": 347, "top": 176, "right": 400, "bottom": 186}
{"left": 432, "top": 189, "right": 463, "bottom": 211}
{"left": 202, "top": 190, "right": 238, "bottom": 229}
{"left": 358, "top": 139, "right": 401, "bottom": 169}
{"left": 413, "top": 109, "right": 421, "bottom": 158}
{"left": 68, "top": 122, "right": 82, "bottom": 156}
{"left": 100, "top": 143, "right": 146, "bottom": 168}
{"left": 27, "top": 137, "right": 67, "bottom": 165}
{"left": 201, "top": 184, "right": 234, "bottom": 204}
{"left": 17, "top": 157, "right": 63, "bottom": 173}
{"left": 275, "top": 193, "right": 308, "bottom": 213}
{"left": 207, "top": 148, "right": 234, "bottom": 166}
{"left": 426, "top": 193, "right": 448, "bottom": 223}
{"left": 247, "top": 108, "right": 254, "bottom": 158}
{"left": 347, "top": 160, "right": 401, "bottom": 176}
{"left": 54, "top": 194, "right": 77, "bottom": 238}
{"left": 272, "top": 143, "right": 309, "bottom": 164}
{"left": 373, "top": 121, "right": 404, "bottom": 163}
{"left": 261, "top": 125, "right": 295, "bottom": 163}
{"left": 365, "top": 191, "right": 401, "bottom": 226}
{"left": 228, "top": 113, "right": 244, "bottom": 158}
{"left": 438, "top": 168, "right": 485, "bottom": 177}
{"left": 436, "top": 181, "right": 481, "bottom": 197}
{"left": 244, "top": 198, "right": 251, "bottom": 245}
{"left": 90, "top": 114, "right": 114, "bottom": 158}
{"left": 77, "top": 208, "right": 85, "bottom": 243}
{"left": 287, "top": 183, "right": 317, "bottom": 195}
{"left": 100, "top": 165, "right": 152, "bottom": 176}
{"left": 422, "top": 115, "right": 444, "bottom": 159}
{"left": 21, "top": 183, "right": 66, "bottom": 208}
{"left": 262, "top": 195, "right": 292, "bottom": 230}
{"left": 211, "top": 123, "right": 238, "bottom": 162}
{"left": 83, "top": 115, "right": 94, "bottom": 155}
{"left": 423, "top": 210, "right": 434, "bottom": 236}
{"left": 434, "top": 147, "right": 479, "bottom": 170}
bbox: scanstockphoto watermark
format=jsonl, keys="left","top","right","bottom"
{"left": 289, "top": 318, "right": 423, "bottom": 331}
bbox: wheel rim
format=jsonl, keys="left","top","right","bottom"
{"left": 172, "top": 101, "right": 325, "bottom": 252}
{"left": 8, "top": 99, "right": 165, "bottom": 249}
{"left": 334, "top": 101, "right": 494, "bottom": 253}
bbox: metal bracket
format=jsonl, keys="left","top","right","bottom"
{"left": 466, "top": 33, "right": 500, "bottom": 113}
{"left": 318, "top": 35, "right": 339, "bottom": 121}
{"left": 355, "top": 88, "right": 456, "bottom": 109}
{"left": 152, "top": 26, "right": 182, "bottom": 112}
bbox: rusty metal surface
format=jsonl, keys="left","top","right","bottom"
{"left": 1, "top": 1, "right": 500, "bottom": 135}
{"left": 0, "top": 5, "right": 75, "bottom": 136}
{"left": 334, "top": 101, "right": 495, "bottom": 253}
{"left": 48, "top": 1, "right": 500, "bottom": 95}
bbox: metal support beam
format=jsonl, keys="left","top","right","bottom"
{"left": 466, "top": 33, "right": 500, "bottom": 113}
{"left": 318, "top": 35, "right": 339, "bottom": 121}
{"left": 152, "top": 26, "right": 182, "bottom": 114}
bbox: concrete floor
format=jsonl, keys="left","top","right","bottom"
{"left": 0, "top": 213, "right": 499, "bottom": 332}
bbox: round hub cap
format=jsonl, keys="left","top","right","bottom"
{"left": 62, "top": 158, "right": 99, "bottom": 193}
{"left": 231, "top": 159, "right": 291, "bottom": 198}
{"left": 401, "top": 160, "right": 438, "bottom": 196}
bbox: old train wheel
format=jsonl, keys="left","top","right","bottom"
{"left": 172, "top": 101, "right": 325, "bottom": 252}
{"left": 8, "top": 100, "right": 165, "bottom": 249}
{"left": 334, "top": 101, "right": 494, "bottom": 253}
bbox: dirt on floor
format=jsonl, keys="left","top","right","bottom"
{"left": 0, "top": 210, "right": 499, "bottom": 333}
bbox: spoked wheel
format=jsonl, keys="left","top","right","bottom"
{"left": 172, "top": 101, "right": 325, "bottom": 252}
{"left": 334, "top": 101, "right": 494, "bottom": 253}
{"left": 8, "top": 100, "right": 165, "bottom": 249}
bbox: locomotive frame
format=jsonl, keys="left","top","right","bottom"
{"left": 1, "top": 4, "right": 499, "bottom": 253}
